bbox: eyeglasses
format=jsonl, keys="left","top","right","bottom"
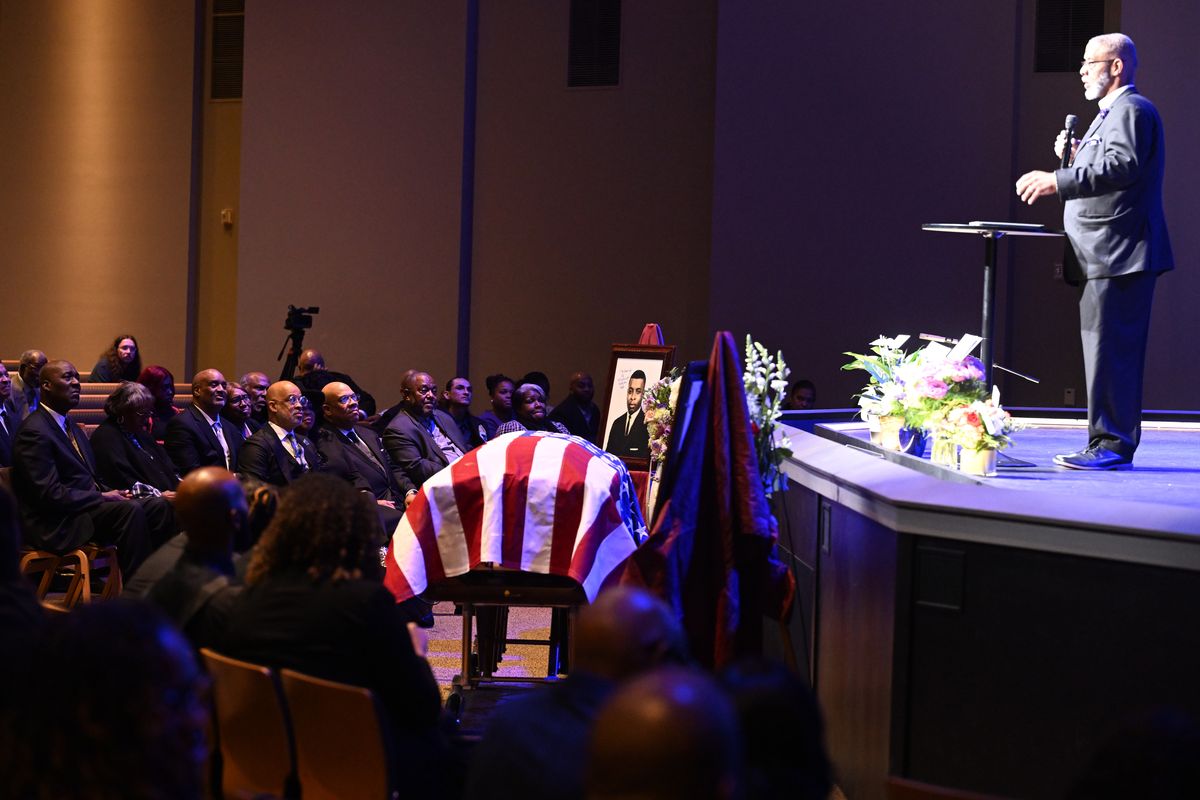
{"left": 336, "top": 393, "right": 360, "bottom": 405}
{"left": 279, "top": 395, "right": 303, "bottom": 406}
{"left": 1080, "top": 58, "right": 1115, "bottom": 69}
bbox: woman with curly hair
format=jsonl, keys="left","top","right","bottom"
{"left": 87, "top": 334, "right": 142, "bottom": 383}
{"left": 221, "top": 473, "right": 445, "bottom": 788}
{"left": 138, "top": 365, "right": 182, "bottom": 439}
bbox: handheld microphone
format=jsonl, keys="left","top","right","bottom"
{"left": 1060, "top": 114, "right": 1078, "bottom": 168}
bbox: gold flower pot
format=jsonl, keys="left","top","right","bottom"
{"left": 959, "top": 447, "right": 997, "bottom": 477}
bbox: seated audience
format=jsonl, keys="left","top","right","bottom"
{"left": 549, "top": 371, "right": 602, "bottom": 442}
{"left": 86, "top": 334, "right": 142, "bottom": 383}
{"left": 587, "top": 666, "right": 744, "bottom": 800}
{"left": 90, "top": 382, "right": 181, "bottom": 495}
{"left": 496, "top": 383, "right": 570, "bottom": 436}
{"left": 10, "top": 348, "right": 47, "bottom": 419}
{"left": 0, "top": 363, "right": 15, "bottom": 467}
{"left": 138, "top": 365, "right": 181, "bottom": 439}
{"left": 294, "top": 347, "right": 378, "bottom": 416}
{"left": 16, "top": 601, "right": 210, "bottom": 800}
{"left": 478, "top": 373, "right": 515, "bottom": 439}
{"left": 237, "top": 380, "right": 319, "bottom": 486}
{"left": 465, "top": 587, "right": 688, "bottom": 800}
{"left": 221, "top": 381, "right": 260, "bottom": 439}
{"left": 144, "top": 467, "right": 246, "bottom": 651}
{"left": 783, "top": 379, "right": 816, "bottom": 410}
{"left": 165, "top": 369, "right": 243, "bottom": 475}
{"left": 440, "top": 375, "right": 487, "bottom": 447}
{"left": 238, "top": 370, "right": 271, "bottom": 424}
{"left": 315, "top": 381, "right": 411, "bottom": 518}
{"left": 718, "top": 658, "right": 832, "bottom": 800}
{"left": 10, "top": 360, "right": 175, "bottom": 576}
{"left": 378, "top": 370, "right": 470, "bottom": 494}
{"left": 221, "top": 473, "right": 444, "bottom": 788}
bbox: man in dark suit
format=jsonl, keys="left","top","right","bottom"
{"left": 0, "top": 364, "right": 15, "bottom": 467}
{"left": 315, "top": 381, "right": 408, "bottom": 525}
{"left": 10, "top": 361, "right": 174, "bottom": 576}
{"left": 238, "top": 380, "right": 320, "bottom": 486}
{"left": 605, "top": 370, "right": 650, "bottom": 459}
{"left": 221, "top": 382, "right": 260, "bottom": 440}
{"left": 165, "top": 369, "right": 244, "bottom": 475}
{"left": 378, "top": 370, "right": 470, "bottom": 494}
{"left": 9, "top": 349, "right": 46, "bottom": 422}
{"left": 1017, "top": 33, "right": 1172, "bottom": 470}
{"left": 550, "top": 371, "right": 602, "bottom": 443}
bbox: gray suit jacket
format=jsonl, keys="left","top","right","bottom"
{"left": 1056, "top": 88, "right": 1173, "bottom": 282}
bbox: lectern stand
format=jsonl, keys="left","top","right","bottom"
{"left": 922, "top": 222, "right": 1064, "bottom": 387}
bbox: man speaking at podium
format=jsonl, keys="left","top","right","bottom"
{"left": 1015, "top": 33, "right": 1173, "bottom": 470}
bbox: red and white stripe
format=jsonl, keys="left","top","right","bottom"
{"left": 384, "top": 431, "right": 642, "bottom": 603}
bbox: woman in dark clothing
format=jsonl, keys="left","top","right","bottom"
{"left": 138, "top": 365, "right": 181, "bottom": 440}
{"left": 221, "top": 473, "right": 445, "bottom": 791}
{"left": 87, "top": 334, "right": 142, "bottom": 383}
{"left": 495, "top": 383, "right": 570, "bottom": 436}
{"left": 90, "top": 382, "right": 180, "bottom": 495}
{"left": 478, "top": 373, "right": 515, "bottom": 439}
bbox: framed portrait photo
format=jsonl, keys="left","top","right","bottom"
{"left": 601, "top": 344, "right": 676, "bottom": 470}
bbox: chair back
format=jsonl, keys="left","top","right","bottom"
{"left": 279, "top": 668, "right": 395, "bottom": 800}
{"left": 199, "top": 648, "right": 297, "bottom": 800}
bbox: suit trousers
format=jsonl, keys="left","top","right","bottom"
{"left": 1078, "top": 271, "right": 1157, "bottom": 458}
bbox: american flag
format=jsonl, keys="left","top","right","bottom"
{"left": 384, "top": 431, "right": 646, "bottom": 603}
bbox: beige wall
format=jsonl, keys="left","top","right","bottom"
{"left": 0, "top": 0, "right": 195, "bottom": 374}
{"left": 237, "top": 0, "right": 467, "bottom": 407}
{"left": 469, "top": 0, "right": 717, "bottom": 402}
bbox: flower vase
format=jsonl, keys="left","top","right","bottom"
{"left": 959, "top": 447, "right": 998, "bottom": 477}
{"left": 930, "top": 436, "right": 958, "bottom": 468}
{"left": 878, "top": 415, "right": 905, "bottom": 450}
{"left": 867, "top": 412, "right": 883, "bottom": 445}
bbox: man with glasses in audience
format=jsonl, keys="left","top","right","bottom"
{"left": 220, "top": 382, "right": 259, "bottom": 440}
{"left": 237, "top": 380, "right": 320, "bottom": 486}
{"left": 238, "top": 370, "right": 271, "bottom": 425}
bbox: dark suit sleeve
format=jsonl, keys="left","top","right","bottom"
{"left": 90, "top": 424, "right": 145, "bottom": 491}
{"left": 12, "top": 421, "right": 103, "bottom": 515}
{"left": 381, "top": 423, "right": 430, "bottom": 494}
{"left": 164, "top": 415, "right": 204, "bottom": 476}
{"left": 1057, "top": 100, "right": 1153, "bottom": 199}
{"left": 237, "top": 433, "right": 275, "bottom": 484}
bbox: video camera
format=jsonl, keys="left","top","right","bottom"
{"left": 285, "top": 305, "right": 320, "bottom": 331}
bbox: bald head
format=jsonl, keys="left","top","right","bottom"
{"left": 39, "top": 360, "right": 81, "bottom": 414}
{"left": 401, "top": 371, "right": 437, "bottom": 417}
{"left": 1091, "top": 33, "right": 1138, "bottom": 77}
{"left": 174, "top": 467, "right": 247, "bottom": 558}
{"left": 574, "top": 587, "right": 687, "bottom": 680}
{"left": 191, "top": 369, "right": 228, "bottom": 415}
{"left": 297, "top": 349, "right": 325, "bottom": 377}
{"left": 588, "top": 667, "right": 742, "bottom": 800}
{"left": 239, "top": 371, "right": 270, "bottom": 414}
{"left": 322, "top": 381, "right": 360, "bottom": 428}
{"left": 266, "top": 381, "right": 303, "bottom": 430}
{"left": 19, "top": 349, "right": 47, "bottom": 385}
{"left": 569, "top": 371, "right": 595, "bottom": 404}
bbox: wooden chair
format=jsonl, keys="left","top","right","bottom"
{"left": 63, "top": 544, "right": 123, "bottom": 605}
{"left": 199, "top": 648, "right": 298, "bottom": 800}
{"left": 279, "top": 668, "right": 395, "bottom": 800}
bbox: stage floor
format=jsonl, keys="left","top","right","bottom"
{"left": 814, "top": 416, "right": 1200, "bottom": 511}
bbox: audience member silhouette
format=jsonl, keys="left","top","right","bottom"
{"left": 0, "top": 363, "right": 15, "bottom": 467}
{"left": 221, "top": 473, "right": 445, "bottom": 787}
{"left": 294, "top": 347, "right": 377, "bottom": 416}
{"left": 718, "top": 658, "right": 832, "bottom": 800}
{"left": 550, "top": 371, "right": 602, "bottom": 442}
{"left": 783, "top": 379, "right": 816, "bottom": 411}
{"left": 90, "top": 381, "right": 181, "bottom": 494}
{"left": 587, "top": 666, "right": 743, "bottom": 800}
{"left": 465, "top": 587, "right": 688, "bottom": 800}
{"left": 378, "top": 370, "right": 470, "bottom": 495}
{"left": 138, "top": 364, "right": 181, "bottom": 439}
{"left": 440, "top": 375, "right": 488, "bottom": 447}
{"left": 87, "top": 334, "right": 142, "bottom": 383}
{"left": 17, "top": 601, "right": 210, "bottom": 800}
{"left": 139, "top": 468, "right": 246, "bottom": 648}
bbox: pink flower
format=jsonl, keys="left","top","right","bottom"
{"left": 916, "top": 378, "right": 948, "bottom": 399}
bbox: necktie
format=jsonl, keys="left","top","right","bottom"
{"left": 626, "top": 413, "right": 634, "bottom": 437}
{"left": 287, "top": 433, "right": 309, "bottom": 470}
{"left": 347, "top": 429, "right": 382, "bottom": 469}
{"left": 66, "top": 423, "right": 86, "bottom": 462}
{"left": 212, "top": 420, "right": 231, "bottom": 469}
{"left": 0, "top": 408, "right": 8, "bottom": 436}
